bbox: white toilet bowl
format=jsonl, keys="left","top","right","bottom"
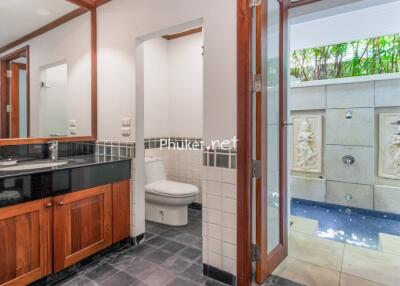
{"left": 144, "top": 157, "right": 199, "bottom": 226}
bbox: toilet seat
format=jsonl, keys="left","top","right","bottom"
{"left": 145, "top": 180, "right": 199, "bottom": 198}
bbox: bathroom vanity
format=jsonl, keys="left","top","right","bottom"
{"left": 0, "top": 154, "right": 132, "bottom": 286}
{"left": 0, "top": 1, "right": 133, "bottom": 285}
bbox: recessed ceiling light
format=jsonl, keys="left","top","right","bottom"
{"left": 36, "top": 8, "right": 50, "bottom": 16}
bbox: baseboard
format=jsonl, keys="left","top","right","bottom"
{"left": 189, "top": 202, "right": 202, "bottom": 209}
{"left": 203, "top": 263, "right": 236, "bottom": 285}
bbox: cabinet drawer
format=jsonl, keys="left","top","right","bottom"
{"left": 71, "top": 161, "right": 131, "bottom": 191}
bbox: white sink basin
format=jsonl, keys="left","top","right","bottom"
{"left": 0, "top": 160, "right": 68, "bottom": 171}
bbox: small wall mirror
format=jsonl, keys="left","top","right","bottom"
{"left": 0, "top": 0, "right": 95, "bottom": 144}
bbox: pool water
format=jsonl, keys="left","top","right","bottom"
{"left": 291, "top": 199, "right": 400, "bottom": 249}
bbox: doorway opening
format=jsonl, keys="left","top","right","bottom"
{"left": 0, "top": 46, "right": 29, "bottom": 138}
{"left": 134, "top": 21, "right": 210, "bottom": 284}
{"left": 274, "top": 1, "right": 400, "bottom": 285}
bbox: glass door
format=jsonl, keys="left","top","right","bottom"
{"left": 254, "top": 0, "right": 288, "bottom": 283}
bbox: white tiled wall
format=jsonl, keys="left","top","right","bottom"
{"left": 145, "top": 148, "right": 203, "bottom": 203}
{"left": 202, "top": 166, "right": 237, "bottom": 275}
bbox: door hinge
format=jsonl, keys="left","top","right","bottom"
{"left": 6, "top": 105, "right": 11, "bottom": 113}
{"left": 252, "top": 74, "right": 262, "bottom": 93}
{"left": 252, "top": 243, "right": 261, "bottom": 262}
{"left": 250, "top": 0, "right": 262, "bottom": 7}
{"left": 252, "top": 160, "right": 261, "bottom": 178}
{"left": 6, "top": 70, "right": 11, "bottom": 78}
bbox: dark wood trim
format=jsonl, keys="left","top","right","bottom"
{"left": 255, "top": 0, "right": 267, "bottom": 282}
{"left": 0, "top": 136, "right": 96, "bottom": 146}
{"left": 0, "top": 8, "right": 87, "bottom": 55}
{"left": 67, "top": 0, "right": 96, "bottom": 9}
{"left": 10, "top": 63, "right": 21, "bottom": 137}
{"left": 162, "top": 27, "right": 203, "bottom": 40}
{"left": 280, "top": 0, "right": 290, "bottom": 260}
{"left": 67, "top": 0, "right": 111, "bottom": 9}
{"left": 236, "top": 0, "right": 253, "bottom": 286}
{"left": 289, "top": 0, "right": 322, "bottom": 8}
{"left": 0, "top": 46, "right": 30, "bottom": 139}
{"left": 91, "top": 10, "right": 98, "bottom": 139}
{"left": 1, "top": 60, "right": 8, "bottom": 138}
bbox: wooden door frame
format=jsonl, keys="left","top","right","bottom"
{"left": 0, "top": 46, "right": 30, "bottom": 139}
{"left": 237, "top": 0, "right": 253, "bottom": 284}
{"left": 10, "top": 62, "right": 27, "bottom": 138}
{"left": 236, "top": 0, "right": 323, "bottom": 285}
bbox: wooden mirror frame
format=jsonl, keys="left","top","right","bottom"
{"left": 0, "top": 7, "right": 98, "bottom": 146}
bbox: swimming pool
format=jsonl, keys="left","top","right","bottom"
{"left": 291, "top": 198, "right": 400, "bottom": 249}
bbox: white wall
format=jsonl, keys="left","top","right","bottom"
{"left": 97, "top": 0, "right": 237, "bottom": 144}
{"left": 168, "top": 32, "right": 203, "bottom": 138}
{"left": 144, "top": 33, "right": 203, "bottom": 138}
{"left": 143, "top": 38, "right": 170, "bottom": 138}
{"left": 0, "top": 13, "right": 92, "bottom": 137}
{"left": 97, "top": 0, "right": 237, "bottom": 274}
{"left": 290, "top": 1, "right": 400, "bottom": 51}
{"left": 39, "top": 63, "right": 68, "bottom": 136}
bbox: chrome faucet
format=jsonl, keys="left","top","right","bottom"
{"left": 48, "top": 141, "right": 59, "bottom": 161}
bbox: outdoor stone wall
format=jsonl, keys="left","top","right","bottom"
{"left": 289, "top": 74, "right": 400, "bottom": 214}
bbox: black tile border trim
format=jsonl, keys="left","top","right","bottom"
{"left": 203, "top": 263, "right": 236, "bottom": 286}
{"left": 203, "top": 150, "right": 237, "bottom": 169}
{"left": 0, "top": 142, "right": 95, "bottom": 161}
{"left": 96, "top": 141, "right": 136, "bottom": 159}
{"left": 96, "top": 138, "right": 238, "bottom": 169}
{"left": 31, "top": 237, "right": 139, "bottom": 286}
{"left": 144, "top": 137, "right": 203, "bottom": 150}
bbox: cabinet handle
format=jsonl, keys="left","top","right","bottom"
{"left": 58, "top": 201, "right": 65, "bottom": 206}
{"left": 45, "top": 202, "right": 53, "bottom": 208}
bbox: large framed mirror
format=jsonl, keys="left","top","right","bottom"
{"left": 0, "top": 1, "right": 97, "bottom": 145}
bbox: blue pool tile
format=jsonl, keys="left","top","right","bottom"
{"left": 291, "top": 199, "right": 400, "bottom": 249}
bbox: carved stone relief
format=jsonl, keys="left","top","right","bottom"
{"left": 378, "top": 113, "right": 400, "bottom": 179}
{"left": 292, "top": 115, "right": 322, "bottom": 174}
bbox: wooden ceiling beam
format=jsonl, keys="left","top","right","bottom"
{"left": 66, "top": 0, "right": 111, "bottom": 9}
{"left": 66, "top": 0, "right": 96, "bottom": 9}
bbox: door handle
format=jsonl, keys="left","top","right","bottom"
{"left": 45, "top": 202, "right": 53, "bottom": 208}
{"left": 57, "top": 201, "right": 65, "bottom": 206}
{"left": 282, "top": 121, "right": 293, "bottom": 127}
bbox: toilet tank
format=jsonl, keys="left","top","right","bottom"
{"left": 144, "top": 157, "right": 166, "bottom": 184}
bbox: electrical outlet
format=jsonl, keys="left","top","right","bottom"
{"left": 69, "top": 127, "right": 77, "bottom": 135}
{"left": 121, "top": 127, "right": 131, "bottom": 137}
{"left": 122, "top": 117, "right": 131, "bottom": 127}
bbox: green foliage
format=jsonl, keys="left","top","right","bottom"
{"left": 291, "top": 33, "right": 400, "bottom": 81}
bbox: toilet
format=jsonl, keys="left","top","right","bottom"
{"left": 144, "top": 157, "right": 199, "bottom": 226}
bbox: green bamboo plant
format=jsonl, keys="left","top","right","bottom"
{"left": 291, "top": 33, "right": 400, "bottom": 81}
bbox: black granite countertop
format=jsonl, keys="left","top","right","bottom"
{"left": 0, "top": 154, "right": 131, "bottom": 179}
{"left": 0, "top": 154, "right": 132, "bottom": 208}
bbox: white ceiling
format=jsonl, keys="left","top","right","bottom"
{"left": 0, "top": 0, "right": 78, "bottom": 48}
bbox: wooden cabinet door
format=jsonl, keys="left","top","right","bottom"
{"left": 53, "top": 185, "right": 112, "bottom": 272}
{"left": 112, "top": 180, "right": 131, "bottom": 243}
{"left": 0, "top": 199, "right": 52, "bottom": 286}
